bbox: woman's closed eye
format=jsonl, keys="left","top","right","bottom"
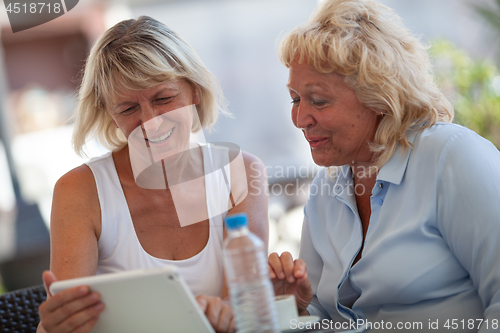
{"left": 120, "top": 105, "right": 138, "bottom": 115}
{"left": 155, "top": 95, "right": 175, "bottom": 104}
{"left": 311, "top": 99, "right": 326, "bottom": 107}
{"left": 291, "top": 97, "right": 327, "bottom": 107}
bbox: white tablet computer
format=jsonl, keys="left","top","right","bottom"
{"left": 50, "top": 265, "right": 215, "bottom": 333}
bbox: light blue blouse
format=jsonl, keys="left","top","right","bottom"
{"left": 301, "top": 123, "right": 500, "bottom": 332}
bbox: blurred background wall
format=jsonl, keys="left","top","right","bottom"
{"left": 0, "top": 0, "right": 498, "bottom": 291}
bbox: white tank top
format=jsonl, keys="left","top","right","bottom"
{"left": 85, "top": 144, "right": 227, "bottom": 297}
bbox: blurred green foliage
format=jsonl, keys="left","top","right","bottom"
{"left": 429, "top": 39, "right": 500, "bottom": 149}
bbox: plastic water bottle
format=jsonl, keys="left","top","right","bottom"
{"left": 223, "top": 213, "right": 279, "bottom": 333}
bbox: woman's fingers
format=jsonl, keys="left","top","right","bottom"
{"left": 215, "top": 300, "right": 233, "bottom": 333}
{"left": 41, "top": 298, "right": 104, "bottom": 333}
{"left": 268, "top": 252, "right": 283, "bottom": 279}
{"left": 42, "top": 270, "right": 57, "bottom": 297}
{"left": 203, "top": 296, "right": 222, "bottom": 328}
{"left": 59, "top": 293, "right": 103, "bottom": 326}
{"left": 268, "top": 252, "right": 313, "bottom": 313}
{"left": 268, "top": 252, "right": 296, "bottom": 281}
{"left": 196, "top": 295, "right": 208, "bottom": 312}
{"left": 38, "top": 284, "right": 104, "bottom": 333}
{"left": 280, "top": 252, "right": 296, "bottom": 283}
{"left": 197, "top": 296, "right": 234, "bottom": 333}
{"left": 292, "top": 259, "right": 307, "bottom": 279}
{"left": 40, "top": 286, "right": 90, "bottom": 314}
{"left": 58, "top": 309, "right": 102, "bottom": 333}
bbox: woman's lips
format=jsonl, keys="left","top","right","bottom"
{"left": 306, "top": 135, "right": 329, "bottom": 148}
{"left": 146, "top": 127, "right": 174, "bottom": 145}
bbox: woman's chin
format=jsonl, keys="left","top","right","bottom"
{"left": 311, "top": 152, "right": 334, "bottom": 167}
{"left": 159, "top": 149, "right": 184, "bottom": 164}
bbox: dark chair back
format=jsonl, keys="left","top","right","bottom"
{"left": 0, "top": 284, "right": 46, "bottom": 332}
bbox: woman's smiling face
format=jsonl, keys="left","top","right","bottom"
{"left": 108, "top": 79, "right": 200, "bottom": 154}
{"left": 287, "top": 58, "right": 381, "bottom": 167}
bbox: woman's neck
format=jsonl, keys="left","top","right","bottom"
{"left": 121, "top": 142, "right": 204, "bottom": 189}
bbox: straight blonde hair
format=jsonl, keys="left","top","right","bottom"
{"left": 73, "top": 16, "right": 228, "bottom": 156}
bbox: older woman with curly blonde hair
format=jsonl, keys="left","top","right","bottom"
{"left": 269, "top": 0, "right": 500, "bottom": 331}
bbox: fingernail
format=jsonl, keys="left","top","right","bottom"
{"left": 78, "top": 286, "right": 87, "bottom": 294}
{"left": 94, "top": 303, "right": 104, "bottom": 311}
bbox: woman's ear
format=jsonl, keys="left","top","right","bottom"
{"left": 191, "top": 84, "right": 201, "bottom": 106}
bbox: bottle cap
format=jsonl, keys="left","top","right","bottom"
{"left": 225, "top": 213, "right": 248, "bottom": 230}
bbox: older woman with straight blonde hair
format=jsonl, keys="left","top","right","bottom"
{"left": 37, "top": 16, "right": 269, "bottom": 333}
{"left": 269, "top": 0, "right": 500, "bottom": 331}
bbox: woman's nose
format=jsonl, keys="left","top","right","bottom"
{"left": 292, "top": 104, "right": 315, "bottom": 129}
{"left": 142, "top": 105, "right": 163, "bottom": 133}
{"left": 143, "top": 116, "right": 163, "bottom": 133}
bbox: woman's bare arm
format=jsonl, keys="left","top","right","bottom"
{"left": 38, "top": 164, "right": 103, "bottom": 333}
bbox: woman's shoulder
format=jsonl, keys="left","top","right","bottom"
{"left": 411, "top": 123, "right": 497, "bottom": 160}
{"left": 240, "top": 150, "right": 265, "bottom": 171}
{"left": 201, "top": 143, "right": 264, "bottom": 174}
{"left": 414, "top": 122, "right": 500, "bottom": 172}
{"left": 54, "top": 152, "right": 114, "bottom": 198}
{"left": 52, "top": 166, "right": 98, "bottom": 211}
{"left": 417, "top": 122, "right": 493, "bottom": 149}
{"left": 85, "top": 151, "right": 114, "bottom": 168}
{"left": 56, "top": 164, "right": 94, "bottom": 188}
{"left": 56, "top": 151, "right": 113, "bottom": 189}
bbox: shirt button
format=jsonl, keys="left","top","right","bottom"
{"left": 377, "top": 198, "right": 383, "bottom": 205}
{"left": 379, "top": 183, "right": 384, "bottom": 189}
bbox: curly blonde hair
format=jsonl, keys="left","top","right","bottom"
{"left": 279, "top": 0, "right": 453, "bottom": 168}
{"left": 73, "top": 16, "right": 227, "bottom": 156}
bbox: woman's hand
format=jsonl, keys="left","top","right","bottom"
{"left": 37, "top": 271, "right": 104, "bottom": 333}
{"left": 196, "top": 295, "right": 235, "bottom": 333}
{"left": 268, "top": 252, "right": 313, "bottom": 315}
